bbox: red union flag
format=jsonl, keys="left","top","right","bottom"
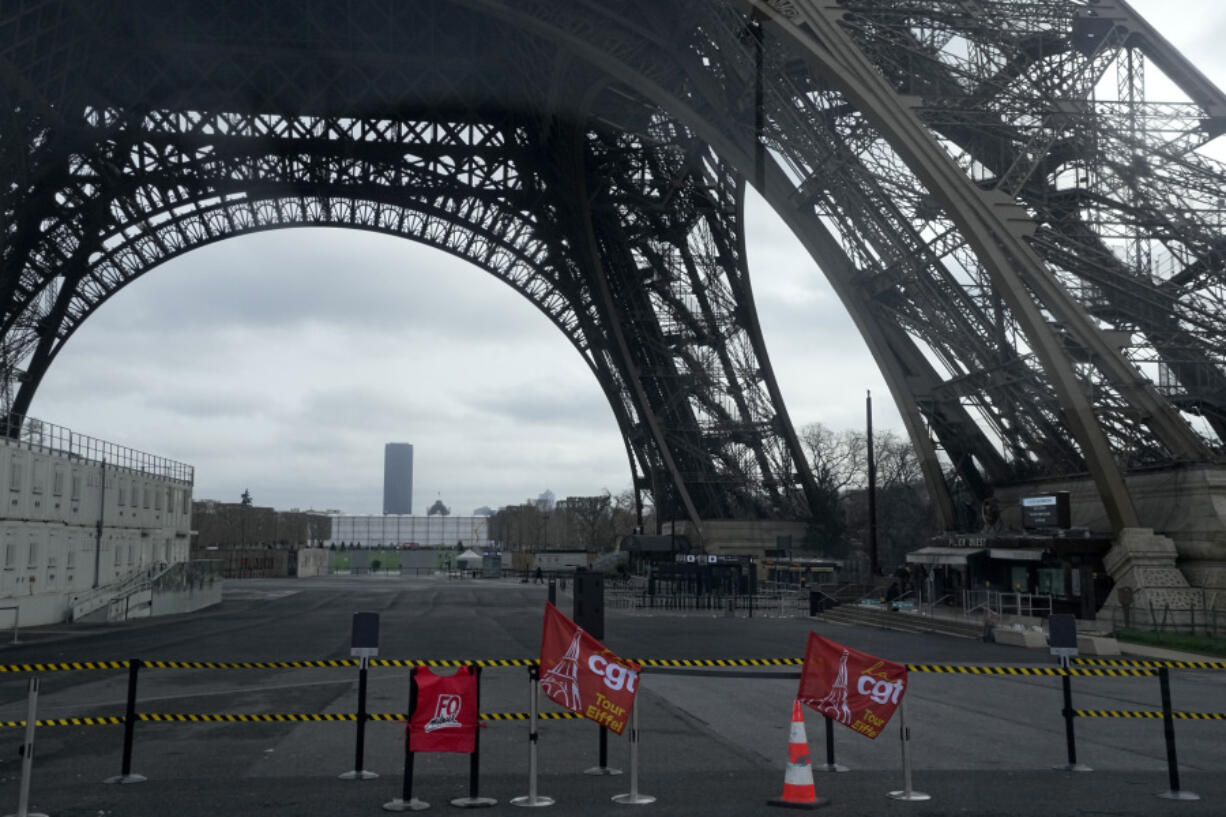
{"left": 797, "top": 632, "right": 907, "bottom": 740}
{"left": 538, "top": 602, "right": 641, "bottom": 736}
{"left": 408, "top": 666, "right": 478, "bottom": 753}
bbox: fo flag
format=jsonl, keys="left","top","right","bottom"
{"left": 538, "top": 601, "right": 641, "bottom": 736}
{"left": 797, "top": 632, "right": 907, "bottom": 740}
{"left": 408, "top": 666, "right": 478, "bottom": 753}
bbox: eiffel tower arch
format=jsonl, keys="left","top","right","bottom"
{"left": 4, "top": 1, "right": 1226, "bottom": 603}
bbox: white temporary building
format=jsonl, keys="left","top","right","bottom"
{"left": 456, "top": 548, "right": 483, "bottom": 569}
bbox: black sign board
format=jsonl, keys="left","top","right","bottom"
{"left": 1049, "top": 613, "right": 1078, "bottom": 658}
{"left": 350, "top": 611, "right": 380, "bottom": 657}
{"left": 1021, "top": 492, "right": 1071, "bottom": 530}
{"left": 572, "top": 568, "right": 605, "bottom": 641}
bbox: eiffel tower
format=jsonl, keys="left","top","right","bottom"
{"left": 3, "top": 1, "right": 1226, "bottom": 605}
{"left": 540, "top": 629, "right": 584, "bottom": 711}
{"left": 812, "top": 650, "right": 852, "bottom": 725}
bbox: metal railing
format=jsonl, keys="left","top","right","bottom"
{"left": 997, "top": 592, "right": 1053, "bottom": 618}
{"left": 2, "top": 413, "right": 194, "bottom": 483}
{"left": 915, "top": 594, "right": 957, "bottom": 618}
{"left": 1106, "top": 602, "right": 1225, "bottom": 639}
{"left": 961, "top": 589, "right": 1054, "bottom": 620}
{"left": 604, "top": 588, "right": 809, "bottom": 617}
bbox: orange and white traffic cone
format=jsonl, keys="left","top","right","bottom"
{"left": 768, "top": 700, "right": 825, "bottom": 809}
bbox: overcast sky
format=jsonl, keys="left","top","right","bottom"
{"left": 28, "top": 1, "right": 1226, "bottom": 516}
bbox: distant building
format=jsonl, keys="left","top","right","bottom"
{"left": 327, "top": 515, "right": 489, "bottom": 549}
{"left": 190, "top": 501, "right": 332, "bottom": 550}
{"left": 383, "top": 443, "right": 414, "bottom": 515}
{"left": 0, "top": 416, "right": 195, "bottom": 626}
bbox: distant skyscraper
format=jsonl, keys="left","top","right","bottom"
{"left": 383, "top": 443, "right": 413, "bottom": 515}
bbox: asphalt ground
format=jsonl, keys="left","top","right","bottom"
{"left": 1, "top": 574, "right": 1223, "bottom": 816}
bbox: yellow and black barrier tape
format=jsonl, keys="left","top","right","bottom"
{"left": 1075, "top": 710, "right": 1226, "bottom": 720}
{"left": 0, "top": 711, "right": 587, "bottom": 728}
{"left": 1, "top": 715, "right": 127, "bottom": 727}
{"left": 0, "top": 657, "right": 808, "bottom": 673}
{"left": 144, "top": 659, "right": 361, "bottom": 670}
{"left": 635, "top": 657, "right": 804, "bottom": 668}
{"left": 0, "top": 660, "right": 130, "bottom": 673}
{"left": 905, "top": 664, "right": 1155, "bottom": 677}
{"left": 372, "top": 658, "right": 538, "bottom": 669}
{"left": 0, "top": 657, "right": 1164, "bottom": 675}
{"left": 13, "top": 707, "right": 1226, "bottom": 728}
{"left": 1073, "top": 658, "right": 1226, "bottom": 671}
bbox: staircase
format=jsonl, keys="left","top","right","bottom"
{"left": 814, "top": 602, "right": 989, "bottom": 640}
{"left": 68, "top": 563, "right": 170, "bottom": 623}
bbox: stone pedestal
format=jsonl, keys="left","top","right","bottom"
{"left": 995, "top": 466, "right": 1226, "bottom": 611}
{"left": 1101, "top": 528, "right": 1208, "bottom": 621}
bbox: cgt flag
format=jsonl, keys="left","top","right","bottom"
{"left": 797, "top": 632, "right": 907, "bottom": 740}
{"left": 538, "top": 601, "right": 641, "bottom": 736}
{"left": 408, "top": 666, "right": 478, "bottom": 753}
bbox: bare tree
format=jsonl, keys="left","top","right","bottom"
{"left": 833, "top": 428, "right": 934, "bottom": 571}
{"left": 799, "top": 423, "right": 866, "bottom": 494}
{"left": 798, "top": 423, "right": 866, "bottom": 556}
{"left": 874, "top": 430, "right": 923, "bottom": 489}
{"left": 561, "top": 494, "right": 611, "bottom": 549}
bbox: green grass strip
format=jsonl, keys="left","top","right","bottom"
{"left": 1111, "top": 628, "right": 1226, "bottom": 658}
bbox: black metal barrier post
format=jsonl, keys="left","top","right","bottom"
{"left": 452, "top": 665, "right": 496, "bottom": 807}
{"left": 585, "top": 726, "right": 622, "bottom": 776}
{"left": 384, "top": 668, "right": 427, "bottom": 812}
{"left": 548, "top": 580, "right": 556, "bottom": 606}
{"left": 340, "top": 656, "right": 378, "bottom": 780}
{"left": 105, "top": 659, "right": 146, "bottom": 784}
{"left": 1156, "top": 666, "right": 1199, "bottom": 801}
{"left": 815, "top": 715, "right": 849, "bottom": 772}
{"left": 1055, "top": 659, "right": 1091, "bottom": 772}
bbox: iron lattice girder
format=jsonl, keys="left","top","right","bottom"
{"left": 834, "top": 9, "right": 1226, "bottom": 352}
{"left": 676, "top": 3, "right": 1110, "bottom": 482}
{"left": 4, "top": 0, "right": 1226, "bottom": 534}
{"left": 579, "top": 124, "right": 810, "bottom": 518}
{"left": 835, "top": 0, "right": 1226, "bottom": 444}
{"left": 0, "top": 6, "right": 815, "bottom": 525}
{"left": 456, "top": 0, "right": 1224, "bottom": 527}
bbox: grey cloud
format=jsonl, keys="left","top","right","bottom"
{"left": 143, "top": 388, "right": 271, "bottom": 420}
{"left": 121, "top": 229, "right": 553, "bottom": 341}
{"left": 468, "top": 383, "right": 614, "bottom": 429}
